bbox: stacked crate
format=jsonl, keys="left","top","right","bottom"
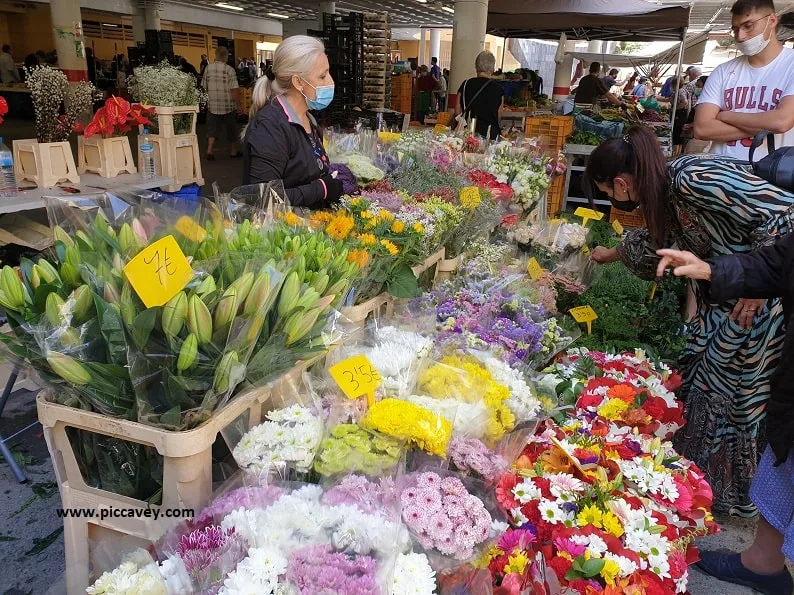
{"left": 363, "top": 13, "right": 391, "bottom": 110}
{"left": 525, "top": 115, "right": 574, "bottom": 217}
{"left": 311, "top": 12, "right": 364, "bottom": 114}
{"left": 390, "top": 73, "right": 412, "bottom": 115}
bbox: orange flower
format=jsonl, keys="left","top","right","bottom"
{"left": 347, "top": 248, "right": 370, "bottom": 268}
{"left": 606, "top": 383, "right": 637, "bottom": 404}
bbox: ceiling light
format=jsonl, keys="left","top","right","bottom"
{"left": 267, "top": 12, "right": 289, "bottom": 18}
{"left": 215, "top": 2, "right": 244, "bottom": 10}
{"left": 416, "top": 0, "right": 427, "bottom": 3}
{"left": 441, "top": 6, "right": 454, "bottom": 13}
{"left": 102, "top": 23, "right": 119, "bottom": 27}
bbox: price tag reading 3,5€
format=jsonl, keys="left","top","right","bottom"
{"left": 329, "top": 355, "right": 383, "bottom": 405}
{"left": 569, "top": 305, "right": 598, "bottom": 335}
{"left": 123, "top": 235, "right": 194, "bottom": 308}
{"left": 574, "top": 207, "right": 605, "bottom": 227}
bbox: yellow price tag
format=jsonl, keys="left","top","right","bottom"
{"left": 433, "top": 124, "right": 447, "bottom": 134}
{"left": 581, "top": 246, "right": 591, "bottom": 256}
{"left": 174, "top": 216, "right": 207, "bottom": 243}
{"left": 329, "top": 355, "right": 383, "bottom": 406}
{"left": 649, "top": 282, "right": 657, "bottom": 302}
{"left": 123, "top": 235, "right": 194, "bottom": 308}
{"left": 574, "top": 207, "right": 605, "bottom": 227}
{"left": 612, "top": 219, "right": 624, "bottom": 236}
{"left": 569, "top": 305, "right": 598, "bottom": 335}
{"left": 526, "top": 257, "right": 544, "bottom": 280}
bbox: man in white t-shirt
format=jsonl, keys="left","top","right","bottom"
{"left": 694, "top": 0, "right": 794, "bottom": 160}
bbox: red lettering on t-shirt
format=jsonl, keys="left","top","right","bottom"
{"left": 759, "top": 86, "right": 769, "bottom": 111}
{"left": 772, "top": 88, "right": 782, "bottom": 107}
{"left": 724, "top": 88, "right": 734, "bottom": 110}
{"left": 747, "top": 86, "right": 758, "bottom": 109}
{"left": 735, "top": 87, "right": 749, "bottom": 109}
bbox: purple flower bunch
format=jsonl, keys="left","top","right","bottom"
{"left": 321, "top": 474, "right": 397, "bottom": 514}
{"left": 193, "top": 485, "right": 284, "bottom": 527}
{"left": 286, "top": 544, "right": 379, "bottom": 594}
{"left": 177, "top": 525, "right": 246, "bottom": 589}
{"left": 360, "top": 189, "right": 404, "bottom": 212}
{"left": 400, "top": 472, "right": 492, "bottom": 560}
{"left": 447, "top": 437, "right": 508, "bottom": 481}
{"left": 330, "top": 163, "right": 358, "bottom": 195}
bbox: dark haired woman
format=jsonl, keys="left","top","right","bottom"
{"left": 587, "top": 125, "right": 794, "bottom": 517}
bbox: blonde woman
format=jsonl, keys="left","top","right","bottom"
{"left": 242, "top": 35, "right": 342, "bottom": 208}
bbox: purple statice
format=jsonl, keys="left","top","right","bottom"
{"left": 330, "top": 163, "right": 358, "bottom": 195}
{"left": 177, "top": 525, "right": 246, "bottom": 591}
{"left": 374, "top": 151, "right": 400, "bottom": 174}
{"left": 360, "top": 189, "right": 404, "bottom": 212}
{"left": 286, "top": 544, "right": 379, "bottom": 594}
{"left": 447, "top": 437, "right": 508, "bottom": 481}
{"left": 321, "top": 475, "right": 396, "bottom": 514}
{"left": 194, "top": 485, "right": 284, "bottom": 526}
{"left": 400, "top": 472, "right": 491, "bottom": 561}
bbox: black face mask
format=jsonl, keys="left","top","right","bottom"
{"left": 610, "top": 196, "right": 640, "bottom": 212}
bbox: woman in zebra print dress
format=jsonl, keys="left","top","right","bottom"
{"left": 586, "top": 125, "right": 794, "bottom": 517}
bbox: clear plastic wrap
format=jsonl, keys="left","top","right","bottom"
{"left": 313, "top": 422, "right": 406, "bottom": 481}
{"left": 86, "top": 548, "right": 174, "bottom": 595}
{"left": 217, "top": 180, "right": 289, "bottom": 228}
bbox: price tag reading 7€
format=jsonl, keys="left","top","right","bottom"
{"left": 569, "top": 305, "right": 598, "bottom": 335}
{"left": 574, "top": 207, "right": 605, "bottom": 227}
{"left": 526, "top": 257, "right": 544, "bottom": 280}
{"left": 123, "top": 235, "right": 194, "bottom": 308}
{"left": 329, "top": 355, "right": 383, "bottom": 405}
{"left": 612, "top": 219, "right": 624, "bottom": 236}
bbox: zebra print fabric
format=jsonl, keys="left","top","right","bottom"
{"left": 619, "top": 155, "right": 794, "bottom": 517}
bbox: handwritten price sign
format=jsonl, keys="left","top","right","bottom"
{"left": 174, "top": 216, "right": 207, "bottom": 242}
{"left": 574, "top": 207, "right": 605, "bottom": 227}
{"left": 526, "top": 257, "right": 544, "bottom": 281}
{"left": 123, "top": 235, "right": 193, "bottom": 308}
{"left": 612, "top": 219, "right": 624, "bottom": 236}
{"left": 329, "top": 355, "right": 383, "bottom": 405}
{"left": 569, "top": 305, "right": 598, "bottom": 335}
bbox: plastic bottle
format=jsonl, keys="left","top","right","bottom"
{"left": 139, "top": 128, "right": 156, "bottom": 180}
{"left": 0, "top": 138, "right": 18, "bottom": 198}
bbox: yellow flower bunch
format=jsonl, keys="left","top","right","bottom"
{"left": 391, "top": 220, "right": 406, "bottom": 234}
{"left": 347, "top": 248, "right": 370, "bottom": 268}
{"left": 325, "top": 213, "right": 355, "bottom": 241}
{"left": 362, "top": 398, "right": 452, "bottom": 456}
{"left": 596, "top": 398, "right": 630, "bottom": 421}
{"left": 361, "top": 210, "right": 375, "bottom": 220}
{"left": 359, "top": 233, "right": 377, "bottom": 246}
{"left": 309, "top": 211, "right": 334, "bottom": 229}
{"left": 601, "top": 558, "right": 621, "bottom": 585}
{"left": 459, "top": 186, "right": 482, "bottom": 210}
{"left": 419, "top": 355, "right": 515, "bottom": 442}
{"left": 378, "top": 209, "right": 394, "bottom": 222}
{"left": 413, "top": 222, "right": 425, "bottom": 234}
{"left": 349, "top": 197, "right": 363, "bottom": 207}
{"left": 503, "top": 551, "right": 529, "bottom": 575}
{"left": 277, "top": 211, "right": 303, "bottom": 227}
{"left": 575, "top": 505, "right": 624, "bottom": 539}
{"left": 380, "top": 239, "right": 400, "bottom": 256}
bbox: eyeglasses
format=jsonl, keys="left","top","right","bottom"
{"left": 730, "top": 13, "right": 773, "bottom": 38}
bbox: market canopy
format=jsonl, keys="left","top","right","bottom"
{"left": 487, "top": 0, "right": 692, "bottom": 42}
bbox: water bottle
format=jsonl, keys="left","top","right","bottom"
{"left": 139, "top": 128, "right": 156, "bottom": 180}
{"left": 0, "top": 138, "right": 18, "bottom": 198}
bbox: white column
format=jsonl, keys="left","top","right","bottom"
{"left": 587, "top": 40, "right": 601, "bottom": 53}
{"left": 318, "top": 1, "right": 335, "bottom": 28}
{"left": 552, "top": 39, "right": 576, "bottom": 101}
{"left": 429, "top": 28, "right": 441, "bottom": 65}
{"left": 50, "top": 0, "right": 88, "bottom": 83}
{"left": 132, "top": 9, "right": 146, "bottom": 43}
{"left": 449, "top": 0, "right": 488, "bottom": 107}
{"left": 418, "top": 27, "right": 427, "bottom": 67}
{"left": 144, "top": 5, "right": 161, "bottom": 31}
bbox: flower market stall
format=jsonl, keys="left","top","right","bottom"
{"left": 0, "top": 124, "right": 712, "bottom": 595}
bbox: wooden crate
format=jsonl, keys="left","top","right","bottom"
{"left": 525, "top": 115, "right": 574, "bottom": 152}
{"left": 341, "top": 293, "right": 395, "bottom": 328}
{"left": 13, "top": 139, "right": 80, "bottom": 188}
{"left": 547, "top": 177, "right": 565, "bottom": 217}
{"left": 609, "top": 206, "right": 647, "bottom": 228}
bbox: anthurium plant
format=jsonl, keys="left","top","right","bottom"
{"left": 81, "top": 96, "right": 154, "bottom": 139}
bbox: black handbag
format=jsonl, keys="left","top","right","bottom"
{"left": 749, "top": 131, "right": 794, "bottom": 192}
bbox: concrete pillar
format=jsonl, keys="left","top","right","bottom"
{"left": 132, "top": 10, "right": 146, "bottom": 44}
{"left": 50, "top": 0, "right": 88, "bottom": 82}
{"left": 552, "top": 39, "right": 576, "bottom": 101}
{"left": 429, "top": 28, "right": 441, "bottom": 65}
{"left": 144, "top": 5, "right": 161, "bottom": 31}
{"left": 418, "top": 28, "right": 426, "bottom": 67}
{"left": 449, "top": 0, "right": 488, "bottom": 108}
{"left": 318, "top": 1, "right": 335, "bottom": 29}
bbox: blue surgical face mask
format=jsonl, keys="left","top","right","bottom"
{"left": 301, "top": 78, "right": 335, "bottom": 110}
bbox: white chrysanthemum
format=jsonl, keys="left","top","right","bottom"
{"left": 482, "top": 356, "right": 541, "bottom": 422}
{"left": 648, "top": 554, "right": 672, "bottom": 579}
{"left": 219, "top": 545, "right": 288, "bottom": 595}
{"left": 158, "top": 555, "right": 191, "bottom": 595}
{"left": 392, "top": 552, "right": 436, "bottom": 595}
{"left": 87, "top": 560, "right": 167, "bottom": 595}
{"left": 604, "top": 552, "right": 639, "bottom": 578}
{"left": 362, "top": 326, "right": 434, "bottom": 396}
{"left": 403, "top": 394, "right": 488, "bottom": 439}
{"left": 538, "top": 498, "right": 569, "bottom": 525}
{"left": 512, "top": 479, "right": 542, "bottom": 504}
{"left": 510, "top": 507, "right": 529, "bottom": 526}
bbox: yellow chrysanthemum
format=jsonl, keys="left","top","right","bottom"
{"left": 391, "top": 220, "right": 406, "bottom": 234}
{"left": 281, "top": 211, "right": 302, "bottom": 226}
{"left": 601, "top": 511, "right": 624, "bottom": 538}
{"left": 601, "top": 559, "right": 621, "bottom": 585}
{"left": 380, "top": 239, "right": 400, "bottom": 256}
{"left": 378, "top": 209, "right": 395, "bottom": 222}
{"left": 503, "top": 551, "right": 529, "bottom": 575}
{"left": 346, "top": 248, "right": 370, "bottom": 268}
{"left": 326, "top": 214, "right": 355, "bottom": 241}
{"left": 576, "top": 504, "right": 603, "bottom": 529}
{"left": 597, "top": 398, "right": 631, "bottom": 421}
{"left": 362, "top": 398, "right": 451, "bottom": 456}
{"left": 309, "top": 211, "right": 334, "bottom": 229}
{"left": 359, "top": 233, "right": 377, "bottom": 246}
{"left": 349, "top": 197, "right": 363, "bottom": 206}
{"left": 360, "top": 210, "right": 375, "bottom": 219}
{"left": 366, "top": 218, "right": 378, "bottom": 229}
{"left": 459, "top": 186, "right": 482, "bottom": 210}
{"left": 413, "top": 222, "right": 425, "bottom": 234}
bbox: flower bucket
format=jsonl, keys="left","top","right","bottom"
{"left": 435, "top": 253, "right": 465, "bottom": 285}
{"left": 77, "top": 135, "right": 137, "bottom": 178}
{"left": 13, "top": 138, "right": 79, "bottom": 188}
{"left": 138, "top": 106, "right": 203, "bottom": 192}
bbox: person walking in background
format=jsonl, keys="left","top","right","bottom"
{"left": 633, "top": 76, "right": 653, "bottom": 99}
{"left": 179, "top": 57, "right": 198, "bottom": 79}
{"left": 455, "top": 51, "right": 504, "bottom": 140}
{"left": 199, "top": 54, "right": 209, "bottom": 83}
{"left": 574, "top": 62, "right": 626, "bottom": 108}
{"left": 0, "top": 45, "right": 20, "bottom": 83}
{"left": 600, "top": 68, "right": 619, "bottom": 90}
{"left": 430, "top": 56, "right": 441, "bottom": 81}
{"left": 695, "top": 0, "right": 794, "bottom": 160}
{"left": 416, "top": 65, "right": 436, "bottom": 122}
{"left": 202, "top": 46, "right": 242, "bottom": 161}
{"left": 587, "top": 125, "right": 794, "bottom": 517}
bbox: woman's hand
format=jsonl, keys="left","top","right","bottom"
{"left": 656, "top": 249, "right": 712, "bottom": 280}
{"left": 730, "top": 298, "right": 766, "bottom": 330}
{"left": 590, "top": 246, "right": 618, "bottom": 265}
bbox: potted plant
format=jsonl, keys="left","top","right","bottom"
{"left": 77, "top": 96, "right": 154, "bottom": 178}
{"left": 14, "top": 66, "right": 96, "bottom": 187}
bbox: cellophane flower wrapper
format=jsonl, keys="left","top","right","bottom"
{"left": 86, "top": 548, "right": 173, "bottom": 595}
{"left": 444, "top": 188, "right": 502, "bottom": 259}
{"left": 218, "top": 180, "right": 290, "bottom": 228}
{"left": 362, "top": 396, "right": 453, "bottom": 458}
{"left": 398, "top": 469, "right": 504, "bottom": 573}
{"left": 510, "top": 219, "right": 591, "bottom": 271}
{"left": 314, "top": 421, "right": 407, "bottom": 483}
{"left": 222, "top": 370, "right": 325, "bottom": 485}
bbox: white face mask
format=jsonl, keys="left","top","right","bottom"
{"left": 736, "top": 16, "right": 772, "bottom": 56}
